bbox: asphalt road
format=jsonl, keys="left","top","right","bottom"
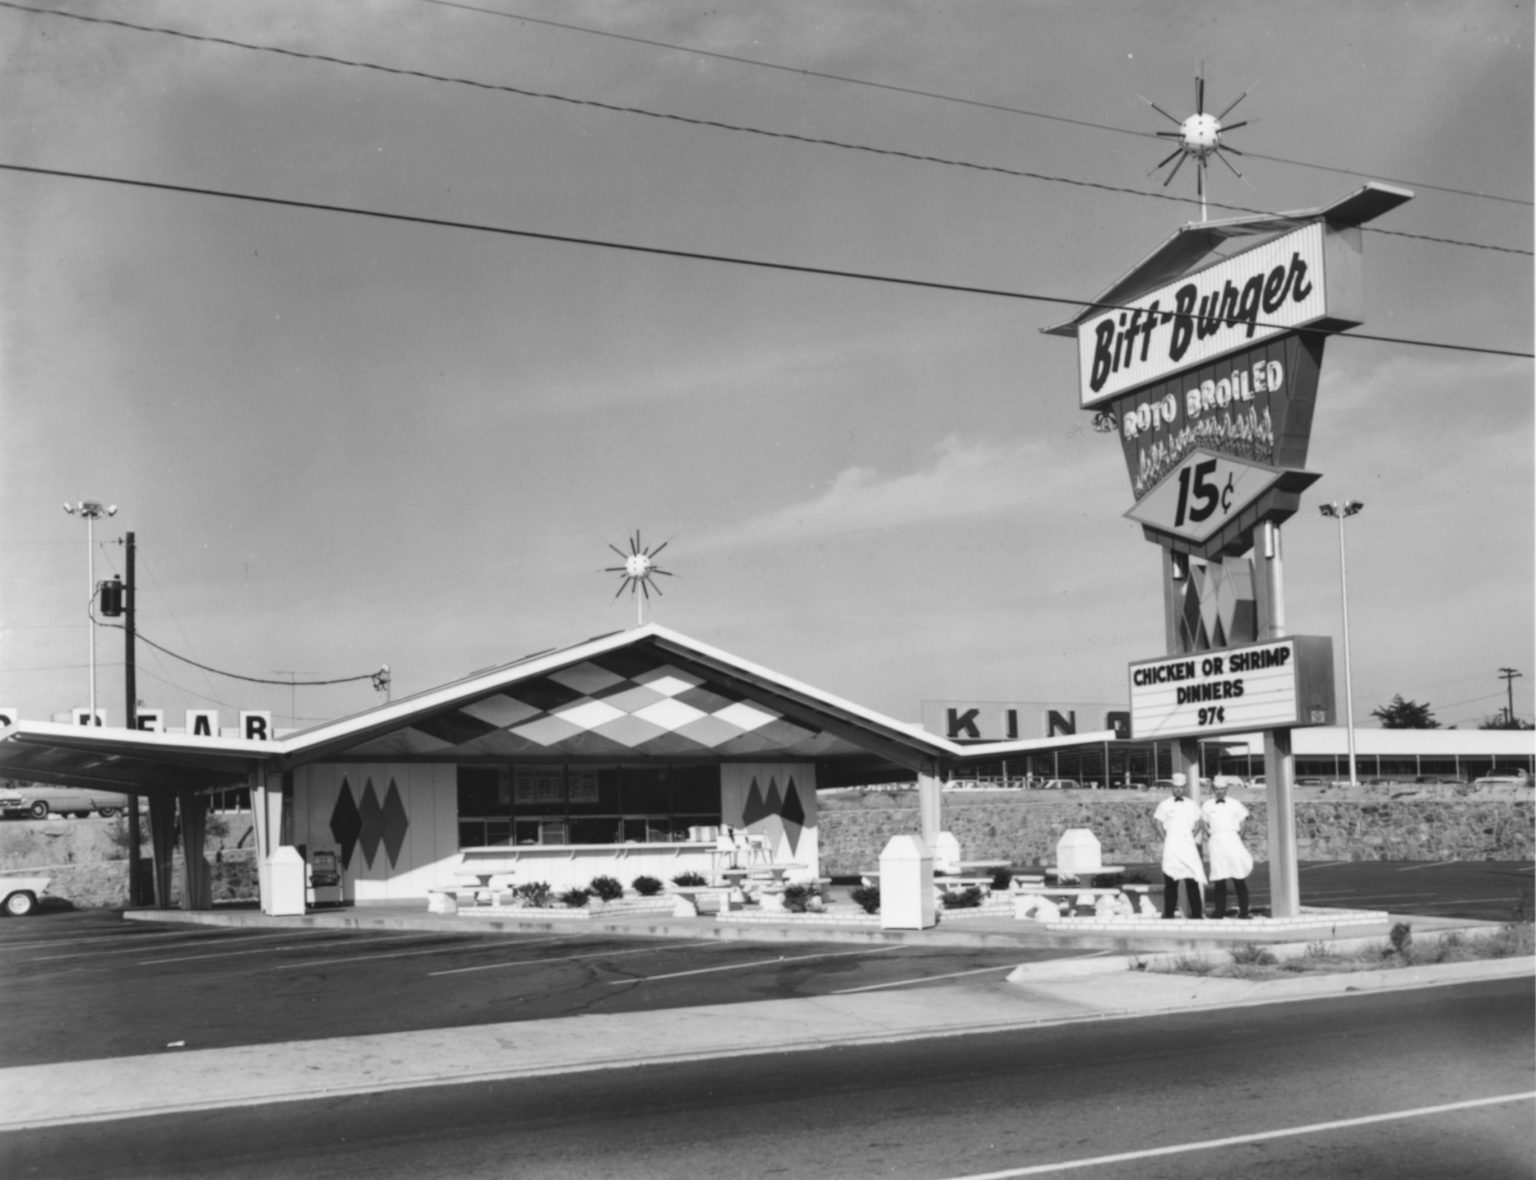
{"left": 2, "top": 977, "right": 1529, "bottom": 1179}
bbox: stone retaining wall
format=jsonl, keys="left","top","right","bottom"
{"left": 817, "top": 789, "right": 1534, "bottom": 874}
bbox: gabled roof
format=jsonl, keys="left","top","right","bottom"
{"left": 0, "top": 625, "right": 1114, "bottom": 795}
{"left": 1041, "top": 182, "right": 1414, "bottom": 339}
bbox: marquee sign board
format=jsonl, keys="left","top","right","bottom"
{"left": 1076, "top": 220, "right": 1362, "bottom": 409}
{"left": 1128, "top": 636, "right": 1335, "bottom": 740}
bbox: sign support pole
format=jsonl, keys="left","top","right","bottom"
{"left": 1254, "top": 521, "right": 1300, "bottom": 917}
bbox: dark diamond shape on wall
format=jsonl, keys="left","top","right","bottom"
{"left": 330, "top": 780, "right": 361, "bottom": 870}
{"left": 381, "top": 779, "right": 409, "bottom": 868}
{"left": 358, "top": 780, "right": 385, "bottom": 869}
{"left": 781, "top": 779, "right": 805, "bottom": 828}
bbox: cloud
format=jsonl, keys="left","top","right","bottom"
{"left": 692, "top": 434, "right": 1096, "bottom": 550}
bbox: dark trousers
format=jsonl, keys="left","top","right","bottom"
{"left": 1213, "top": 878, "right": 1250, "bottom": 917}
{"left": 1162, "top": 877, "right": 1204, "bottom": 919}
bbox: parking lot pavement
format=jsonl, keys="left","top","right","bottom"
{"left": 0, "top": 910, "right": 1083, "bottom": 1068}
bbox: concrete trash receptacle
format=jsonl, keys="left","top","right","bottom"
{"left": 1055, "top": 828, "right": 1103, "bottom": 877}
{"left": 265, "top": 846, "right": 307, "bottom": 916}
{"left": 879, "top": 834, "right": 935, "bottom": 930}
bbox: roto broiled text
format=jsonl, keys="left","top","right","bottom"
{"left": 1090, "top": 251, "right": 1313, "bottom": 395}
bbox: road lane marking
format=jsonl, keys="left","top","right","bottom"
{"left": 939, "top": 1091, "right": 1536, "bottom": 1179}
{"left": 1299, "top": 861, "right": 1356, "bottom": 870}
{"left": 1398, "top": 861, "right": 1460, "bottom": 872}
{"left": 830, "top": 963, "right": 1018, "bottom": 993}
{"left": 430, "top": 940, "right": 707, "bottom": 977}
{"left": 606, "top": 944, "right": 899, "bottom": 984}
{"left": 31, "top": 931, "right": 318, "bottom": 962}
{"left": 141, "top": 932, "right": 432, "bottom": 965}
{"left": 0, "top": 929, "right": 228, "bottom": 952}
{"left": 272, "top": 933, "right": 580, "bottom": 969}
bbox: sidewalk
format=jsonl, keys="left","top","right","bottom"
{"left": 0, "top": 902, "right": 1525, "bottom": 1132}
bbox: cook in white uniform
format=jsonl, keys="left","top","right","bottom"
{"left": 1201, "top": 781, "right": 1254, "bottom": 919}
{"left": 1153, "top": 775, "right": 1206, "bottom": 919}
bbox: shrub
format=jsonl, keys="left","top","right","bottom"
{"left": 1388, "top": 922, "right": 1414, "bottom": 959}
{"left": 512, "top": 881, "right": 553, "bottom": 908}
{"left": 631, "top": 875, "right": 664, "bottom": 897}
{"left": 588, "top": 875, "right": 624, "bottom": 902}
{"left": 781, "top": 883, "right": 822, "bottom": 913}
{"left": 849, "top": 885, "right": 880, "bottom": 914}
{"left": 989, "top": 867, "right": 1013, "bottom": 891}
{"left": 672, "top": 871, "right": 707, "bottom": 887}
{"left": 940, "top": 886, "right": 985, "bottom": 909}
{"left": 1229, "top": 943, "right": 1278, "bottom": 967}
{"left": 559, "top": 887, "right": 591, "bottom": 908}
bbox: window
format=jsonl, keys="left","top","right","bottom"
{"left": 457, "top": 763, "right": 722, "bottom": 849}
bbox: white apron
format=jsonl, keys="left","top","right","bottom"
{"left": 1202, "top": 797, "right": 1254, "bottom": 880}
{"left": 1154, "top": 796, "right": 1206, "bottom": 883}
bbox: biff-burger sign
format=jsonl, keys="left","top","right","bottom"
{"left": 1076, "top": 220, "right": 1365, "bottom": 410}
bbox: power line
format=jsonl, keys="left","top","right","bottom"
{"left": 3, "top": 162, "right": 1530, "bottom": 361}
{"left": 2, "top": 2, "right": 1528, "bottom": 257}
{"left": 417, "top": 0, "right": 1533, "bottom": 210}
{"left": 96, "top": 620, "right": 382, "bottom": 688}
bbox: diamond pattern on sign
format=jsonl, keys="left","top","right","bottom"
{"left": 590, "top": 713, "right": 669, "bottom": 748}
{"left": 713, "top": 701, "right": 777, "bottom": 731}
{"left": 460, "top": 694, "right": 541, "bottom": 729}
{"left": 548, "top": 661, "right": 626, "bottom": 696}
{"left": 555, "top": 699, "right": 627, "bottom": 730}
{"left": 357, "top": 779, "right": 385, "bottom": 869}
{"left": 634, "top": 698, "right": 708, "bottom": 731}
{"left": 330, "top": 778, "right": 362, "bottom": 869}
{"left": 511, "top": 714, "right": 585, "bottom": 747}
{"left": 381, "top": 779, "right": 409, "bottom": 868}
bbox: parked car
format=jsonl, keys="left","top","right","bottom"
{"left": 0, "top": 875, "right": 51, "bottom": 916}
{"left": 0, "top": 784, "right": 129, "bottom": 819}
{"left": 1473, "top": 769, "right": 1531, "bottom": 786}
{"left": 1037, "top": 779, "right": 1081, "bottom": 790}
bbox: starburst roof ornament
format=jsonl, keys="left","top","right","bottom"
{"left": 1141, "top": 73, "right": 1251, "bottom": 221}
{"left": 605, "top": 531, "right": 673, "bottom": 625}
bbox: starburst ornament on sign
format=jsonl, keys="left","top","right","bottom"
{"left": 606, "top": 531, "right": 673, "bottom": 624}
{"left": 1141, "top": 73, "right": 1250, "bottom": 219}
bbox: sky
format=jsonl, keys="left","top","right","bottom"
{"left": 2, "top": 0, "right": 1531, "bottom": 737}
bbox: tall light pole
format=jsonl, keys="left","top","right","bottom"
{"left": 1319, "top": 499, "right": 1364, "bottom": 788}
{"left": 63, "top": 500, "right": 117, "bottom": 724}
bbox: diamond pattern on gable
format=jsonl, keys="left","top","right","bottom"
{"left": 511, "top": 714, "right": 585, "bottom": 746}
{"left": 460, "top": 694, "right": 542, "bottom": 729}
{"left": 410, "top": 711, "right": 500, "bottom": 747}
{"left": 555, "top": 699, "right": 627, "bottom": 730}
{"left": 674, "top": 685, "right": 741, "bottom": 713}
{"left": 505, "top": 678, "right": 586, "bottom": 713}
{"left": 673, "top": 714, "right": 748, "bottom": 748}
{"left": 634, "top": 698, "right": 708, "bottom": 731}
{"left": 635, "top": 730, "right": 718, "bottom": 757}
{"left": 590, "top": 649, "right": 667, "bottom": 680}
{"left": 548, "top": 661, "right": 627, "bottom": 696}
{"left": 713, "top": 702, "right": 778, "bottom": 731}
{"left": 592, "top": 684, "right": 668, "bottom": 712}
{"left": 590, "top": 713, "right": 670, "bottom": 748}
{"left": 553, "top": 729, "right": 647, "bottom": 758}
{"left": 634, "top": 667, "right": 702, "bottom": 695}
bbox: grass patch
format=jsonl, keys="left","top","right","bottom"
{"left": 1155, "top": 920, "right": 1535, "bottom": 979}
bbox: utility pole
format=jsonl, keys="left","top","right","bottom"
{"left": 1498, "top": 667, "right": 1523, "bottom": 726}
{"left": 124, "top": 531, "right": 144, "bottom": 905}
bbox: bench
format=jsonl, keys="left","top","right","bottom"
{"left": 669, "top": 884, "right": 737, "bottom": 917}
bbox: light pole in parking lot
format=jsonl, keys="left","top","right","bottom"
{"left": 1320, "top": 499, "right": 1364, "bottom": 789}
{"left": 63, "top": 500, "right": 117, "bottom": 725}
